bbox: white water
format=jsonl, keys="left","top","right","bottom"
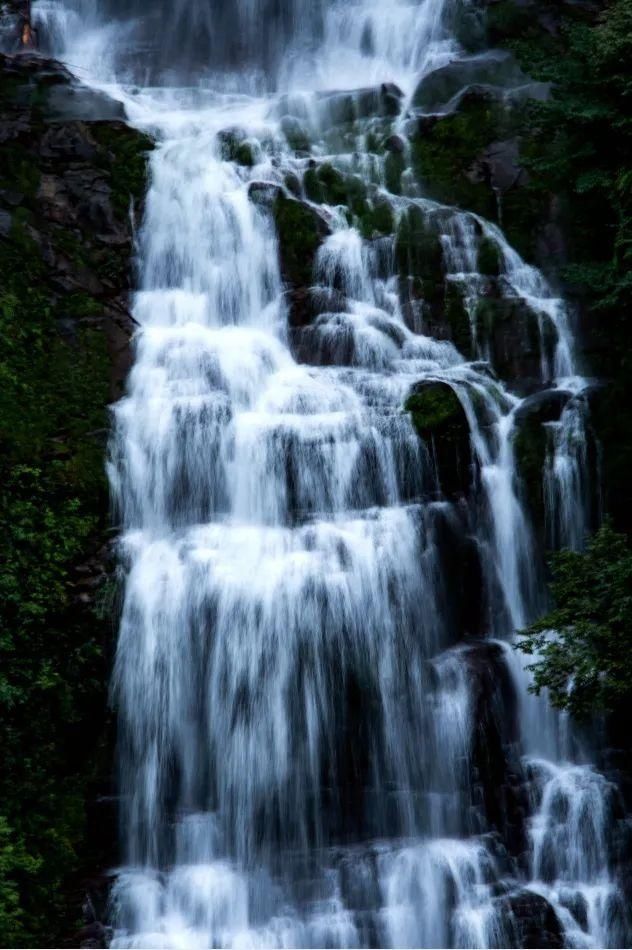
{"left": 34, "top": 0, "right": 629, "bottom": 946}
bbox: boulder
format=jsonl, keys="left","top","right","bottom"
{"left": 495, "top": 888, "right": 564, "bottom": 948}
{"left": 273, "top": 192, "right": 329, "bottom": 289}
{"left": 412, "top": 50, "right": 526, "bottom": 112}
{"left": 512, "top": 390, "right": 572, "bottom": 530}
{"left": 317, "top": 82, "right": 404, "bottom": 126}
{"left": 217, "top": 126, "right": 256, "bottom": 166}
{"left": 514, "top": 388, "right": 572, "bottom": 427}
{"left": 405, "top": 380, "right": 473, "bottom": 498}
{"left": 470, "top": 138, "right": 528, "bottom": 194}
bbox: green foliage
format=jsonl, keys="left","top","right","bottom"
{"left": 0, "top": 218, "right": 111, "bottom": 946}
{"left": 496, "top": 0, "right": 632, "bottom": 532}
{"left": 517, "top": 523, "right": 632, "bottom": 719}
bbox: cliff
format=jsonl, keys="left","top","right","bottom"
{"left": 0, "top": 48, "right": 152, "bottom": 946}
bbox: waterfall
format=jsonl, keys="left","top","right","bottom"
{"left": 33, "top": 0, "right": 630, "bottom": 946}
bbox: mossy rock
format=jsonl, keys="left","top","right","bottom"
{"left": 358, "top": 197, "right": 394, "bottom": 239}
{"left": 406, "top": 383, "right": 463, "bottom": 431}
{"left": 405, "top": 381, "right": 473, "bottom": 497}
{"left": 445, "top": 281, "right": 474, "bottom": 358}
{"left": 273, "top": 193, "right": 328, "bottom": 288}
{"left": 281, "top": 115, "right": 311, "bottom": 153}
{"left": 384, "top": 150, "right": 406, "bottom": 195}
{"left": 217, "top": 127, "right": 256, "bottom": 167}
{"left": 477, "top": 236, "right": 502, "bottom": 276}
{"left": 412, "top": 51, "right": 525, "bottom": 112}
{"left": 395, "top": 206, "right": 445, "bottom": 301}
{"left": 410, "top": 90, "right": 514, "bottom": 220}
{"left": 513, "top": 415, "right": 548, "bottom": 526}
{"left": 90, "top": 121, "right": 154, "bottom": 217}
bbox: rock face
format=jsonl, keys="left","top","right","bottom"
{"left": 405, "top": 381, "right": 473, "bottom": 498}
{"left": 412, "top": 50, "right": 527, "bottom": 112}
{"left": 0, "top": 51, "right": 152, "bottom": 397}
{"left": 0, "top": 49, "right": 152, "bottom": 946}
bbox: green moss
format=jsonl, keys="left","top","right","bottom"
{"left": 281, "top": 116, "right": 311, "bottom": 153}
{"left": 410, "top": 95, "right": 510, "bottom": 219}
{"left": 395, "top": 207, "right": 444, "bottom": 301}
{"left": 0, "top": 71, "right": 149, "bottom": 943}
{"left": 0, "top": 142, "right": 40, "bottom": 200}
{"left": 274, "top": 194, "right": 323, "bottom": 286}
{"left": 405, "top": 385, "right": 463, "bottom": 433}
{"left": 303, "top": 163, "right": 369, "bottom": 216}
{"left": 0, "top": 221, "right": 112, "bottom": 945}
{"left": 303, "top": 167, "right": 324, "bottom": 203}
{"left": 90, "top": 121, "right": 154, "bottom": 217}
{"left": 358, "top": 198, "right": 394, "bottom": 239}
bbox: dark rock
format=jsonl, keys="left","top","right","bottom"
{"left": 45, "top": 82, "right": 126, "bottom": 122}
{"left": 412, "top": 50, "right": 526, "bottom": 112}
{"left": 496, "top": 888, "right": 564, "bottom": 948}
{"left": 280, "top": 114, "right": 311, "bottom": 153}
{"left": 405, "top": 380, "right": 473, "bottom": 498}
{"left": 217, "top": 126, "right": 256, "bottom": 166}
{"left": 514, "top": 388, "right": 572, "bottom": 426}
{"left": 465, "top": 642, "right": 527, "bottom": 852}
{"left": 384, "top": 134, "right": 405, "bottom": 154}
{"left": 477, "top": 235, "right": 502, "bottom": 276}
{"left": 0, "top": 207, "right": 11, "bottom": 235}
{"left": 470, "top": 138, "right": 529, "bottom": 194}
{"left": 475, "top": 295, "right": 558, "bottom": 390}
{"left": 273, "top": 192, "right": 329, "bottom": 290}
{"left": 316, "top": 82, "right": 404, "bottom": 126}
{"left": 512, "top": 392, "right": 563, "bottom": 529}
{"left": 248, "top": 180, "right": 283, "bottom": 207}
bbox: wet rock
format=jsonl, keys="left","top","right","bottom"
{"left": 496, "top": 888, "right": 564, "bottom": 948}
{"left": 471, "top": 138, "right": 529, "bottom": 194}
{"left": 248, "top": 180, "right": 283, "bottom": 207}
{"left": 405, "top": 380, "right": 472, "bottom": 498}
{"left": 412, "top": 50, "right": 525, "bottom": 112}
{"left": 430, "top": 506, "right": 486, "bottom": 636}
{"left": 474, "top": 295, "right": 558, "bottom": 390}
{"left": 430, "top": 639, "right": 529, "bottom": 851}
{"left": 273, "top": 192, "right": 329, "bottom": 289}
{"left": 217, "top": 126, "right": 256, "bottom": 166}
{"left": 45, "top": 81, "right": 126, "bottom": 122}
{"left": 0, "top": 52, "right": 152, "bottom": 401}
{"left": 318, "top": 82, "right": 404, "bottom": 125}
{"left": 514, "top": 388, "right": 572, "bottom": 427}
{"left": 280, "top": 114, "right": 311, "bottom": 153}
{"left": 512, "top": 389, "right": 573, "bottom": 533}
{"left": 477, "top": 235, "right": 502, "bottom": 276}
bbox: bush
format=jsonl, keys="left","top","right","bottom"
{"left": 517, "top": 523, "right": 632, "bottom": 719}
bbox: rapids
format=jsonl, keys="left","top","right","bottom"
{"left": 33, "top": 0, "right": 631, "bottom": 946}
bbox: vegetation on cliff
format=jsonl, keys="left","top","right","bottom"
{"left": 0, "top": 53, "right": 151, "bottom": 945}
{"left": 518, "top": 522, "right": 632, "bottom": 720}
{"left": 486, "top": 0, "right": 632, "bottom": 532}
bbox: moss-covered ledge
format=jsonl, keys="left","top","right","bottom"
{"left": 0, "top": 51, "right": 152, "bottom": 947}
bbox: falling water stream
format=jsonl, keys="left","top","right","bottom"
{"left": 33, "top": 0, "right": 630, "bottom": 946}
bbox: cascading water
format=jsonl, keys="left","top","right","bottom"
{"left": 33, "top": 0, "right": 631, "bottom": 946}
